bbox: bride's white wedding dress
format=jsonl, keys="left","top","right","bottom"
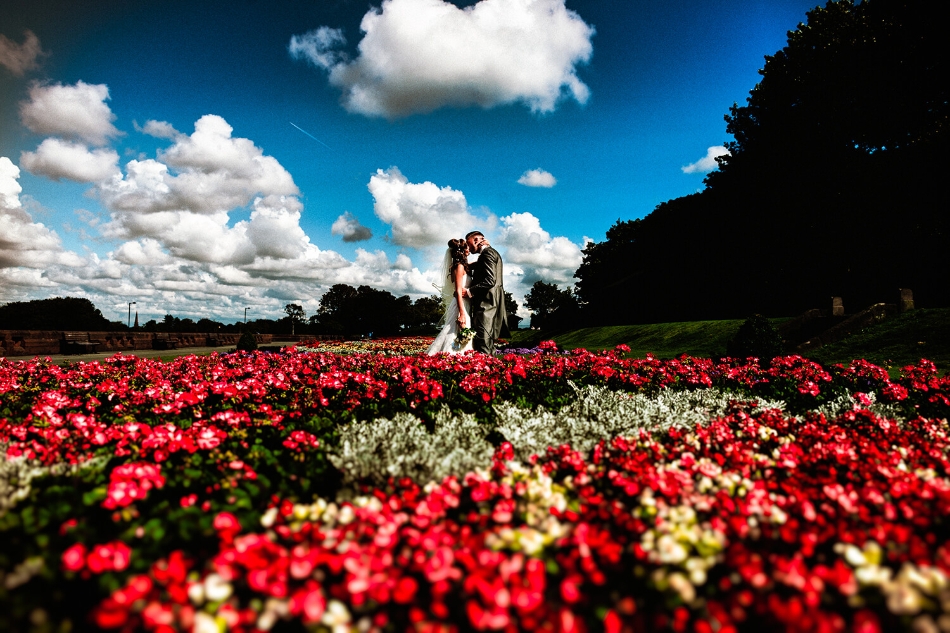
{"left": 427, "top": 272, "right": 474, "bottom": 355}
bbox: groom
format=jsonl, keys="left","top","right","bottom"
{"left": 464, "top": 230, "right": 509, "bottom": 354}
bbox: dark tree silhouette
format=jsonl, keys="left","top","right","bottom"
{"left": 524, "top": 281, "right": 577, "bottom": 329}
{"left": 576, "top": 0, "right": 949, "bottom": 324}
{"left": 0, "top": 297, "right": 119, "bottom": 330}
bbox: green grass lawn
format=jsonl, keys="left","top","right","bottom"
{"left": 809, "top": 307, "right": 950, "bottom": 370}
{"left": 510, "top": 318, "right": 790, "bottom": 358}
{"left": 510, "top": 307, "right": 950, "bottom": 371}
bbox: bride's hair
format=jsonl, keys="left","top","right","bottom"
{"left": 447, "top": 238, "right": 469, "bottom": 273}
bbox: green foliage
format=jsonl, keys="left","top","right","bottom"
{"left": 726, "top": 314, "right": 786, "bottom": 361}
{"left": 575, "top": 0, "right": 950, "bottom": 324}
{"left": 0, "top": 296, "right": 116, "bottom": 331}
{"left": 503, "top": 291, "right": 523, "bottom": 330}
{"left": 316, "top": 284, "right": 408, "bottom": 336}
{"left": 524, "top": 281, "right": 579, "bottom": 330}
{"left": 329, "top": 408, "right": 494, "bottom": 491}
{"left": 236, "top": 331, "right": 258, "bottom": 351}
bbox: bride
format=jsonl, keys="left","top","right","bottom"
{"left": 426, "top": 238, "right": 474, "bottom": 355}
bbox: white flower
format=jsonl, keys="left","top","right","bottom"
{"left": 193, "top": 612, "right": 221, "bottom": 633}
{"left": 321, "top": 600, "right": 352, "bottom": 632}
{"left": 204, "top": 573, "right": 233, "bottom": 602}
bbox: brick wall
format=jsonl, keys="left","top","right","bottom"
{"left": 0, "top": 331, "right": 276, "bottom": 357}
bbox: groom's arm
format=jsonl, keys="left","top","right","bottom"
{"left": 468, "top": 248, "right": 498, "bottom": 292}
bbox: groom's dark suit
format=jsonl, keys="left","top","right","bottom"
{"left": 469, "top": 245, "right": 509, "bottom": 354}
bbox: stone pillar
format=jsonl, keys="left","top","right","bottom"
{"left": 832, "top": 297, "right": 844, "bottom": 317}
{"left": 899, "top": 288, "right": 914, "bottom": 312}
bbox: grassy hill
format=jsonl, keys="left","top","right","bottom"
{"left": 509, "top": 307, "right": 950, "bottom": 371}
{"left": 808, "top": 307, "right": 950, "bottom": 370}
{"left": 509, "top": 318, "right": 785, "bottom": 359}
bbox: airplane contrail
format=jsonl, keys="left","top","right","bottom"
{"left": 289, "top": 122, "right": 332, "bottom": 150}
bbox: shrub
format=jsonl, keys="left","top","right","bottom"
{"left": 726, "top": 314, "right": 785, "bottom": 360}
{"left": 236, "top": 331, "right": 258, "bottom": 351}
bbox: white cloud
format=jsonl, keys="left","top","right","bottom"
{"left": 496, "top": 211, "right": 583, "bottom": 286}
{"left": 245, "top": 196, "right": 309, "bottom": 260}
{"left": 517, "top": 168, "right": 557, "bottom": 188}
{"left": 19, "top": 81, "right": 121, "bottom": 145}
{"left": 331, "top": 211, "right": 373, "bottom": 242}
{"left": 290, "top": 0, "right": 595, "bottom": 118}
{"left": 0, "top": 156, "right": 82, "bottom": 268}
{"left": 99, "top": 115, "right": 299, "bottom": 215}
{"left": 136, "top": 119, "right": 182, "bottom": 140}
{"left": 113, "top": 238, "right": 174, "bottom": 266}
{"left": 393, "top": 253, "right": 413, "bottom": 271}
{"left": 0, "top": 157, "right": 22, "bottom": 210}
{"left": 682, "top": 146, "right": 730, "bottom": 174}
{"left": 0, "top": 30, "right": 46, "bottom": 76}
{"left": 20, "top": 138, "right": 121, "bottom": 183}
{"left": 368, "top": 167, "right": 491, "bottom": 248}
{"left": 288, "top": 27, "right": 347, "bottom": 70}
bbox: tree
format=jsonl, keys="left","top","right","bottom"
{"left": 713, "top": 0, "right": 946, "bottom": 187}
{"left": 316, "top": 284, "right": 360, "bottom": 333}
{"left": 284, "top": 303, "right": 305, "bottom": 335}
{"left": 314, "top": 284, "right": 407, "bottom": 336}
{"left": 575, "top": 0, "right": 950, "bottom": 325}
{"left": 406, "top": 295, "right": 444, "bottom": 330}
{"left": 0, "top": 297, "right": 119, "bottom": 331}
{"left": 524, "top": 281, "right": 578, "bottom": 329}
{"left": 504, "top": 292, "right": 523, "bottom": 331}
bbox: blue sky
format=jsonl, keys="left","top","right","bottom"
{"left": 0, "top": 0, "right": 819, "bottom": 324}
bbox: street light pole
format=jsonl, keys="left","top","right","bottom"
{"left": 244, "top": 307, "right": 249, "bottom": 324}
{"left": 128, "top": 301, "right": 136, "bottom": 328}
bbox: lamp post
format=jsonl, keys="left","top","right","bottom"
{"left": 128, "top": 301, "right": 136, "bottom": 329}
{"left": 244, "top": 307, "right": 249, "bottom": 324}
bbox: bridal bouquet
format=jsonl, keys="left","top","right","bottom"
{"left": 455, "top": 327, "right": 475, "bottom": 348}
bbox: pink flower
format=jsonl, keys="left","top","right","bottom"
{"left": 62, "top": 543, "right": 86, "bottom": 572}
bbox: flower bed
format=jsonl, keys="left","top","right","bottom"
{"left": 1, "top": 343, "right": 949, "bottom": 632}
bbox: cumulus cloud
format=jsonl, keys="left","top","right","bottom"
{"left": 517, "top": 168, "right": 557, "bottom": 188}
{"left": 0, "top": 30, "right": 46, "bottom": 76}
{"left": 20, "top": 138, "right": 120, "bottom": 182}
{"left": 135, "top": 119, "right": 182, "bottom": 140}
{"left": 496, "top": 211, "right": 583, "bottom": 285}
{"left": 368, "top": 167, "right": 491, "bottom": 248}
{"left": 113, "top": 238, "right": 174, "bottom": 266}
{"left": 99, "top": 115, "right": 299, "bottom": 215}
{"left": 0, "top": 157, "right": 22, "bottom": 210}
{"left": 0, "top": 157, "right": 81, "bottom": 268}
{"left": 290, "top": 0, "right": 595, "bottom": 118}
{"left": 682, "top": 146, "right": 730, "bottom": 174}
{"left": 19, "top": 81, "right": 121, "bottom": 145}
{"left": 331, "top": 211, "right": 373, "bottom": 242}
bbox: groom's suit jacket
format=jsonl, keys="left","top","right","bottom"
{"left": 469, "top": 246, "right": 510, "bottom": 351}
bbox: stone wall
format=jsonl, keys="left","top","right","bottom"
{"left": 0, "top": 331, "right": 274, "bottom": 357}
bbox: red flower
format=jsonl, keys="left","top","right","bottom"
{"left": 62, "top": 543, "right": 86, "bottom": 572}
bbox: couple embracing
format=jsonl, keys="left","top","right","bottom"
{"left": 427, "top": 230, "right": 509, "bottom": 355}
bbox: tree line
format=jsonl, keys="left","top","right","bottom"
{"left": 306, "top": 284, "right": 521, "bottom": 336}
{"left": 534, "top": 0, "right": 948, "bottom": 328}
{"left": 0, "top": 287, "right": 523, "bottom": 337}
